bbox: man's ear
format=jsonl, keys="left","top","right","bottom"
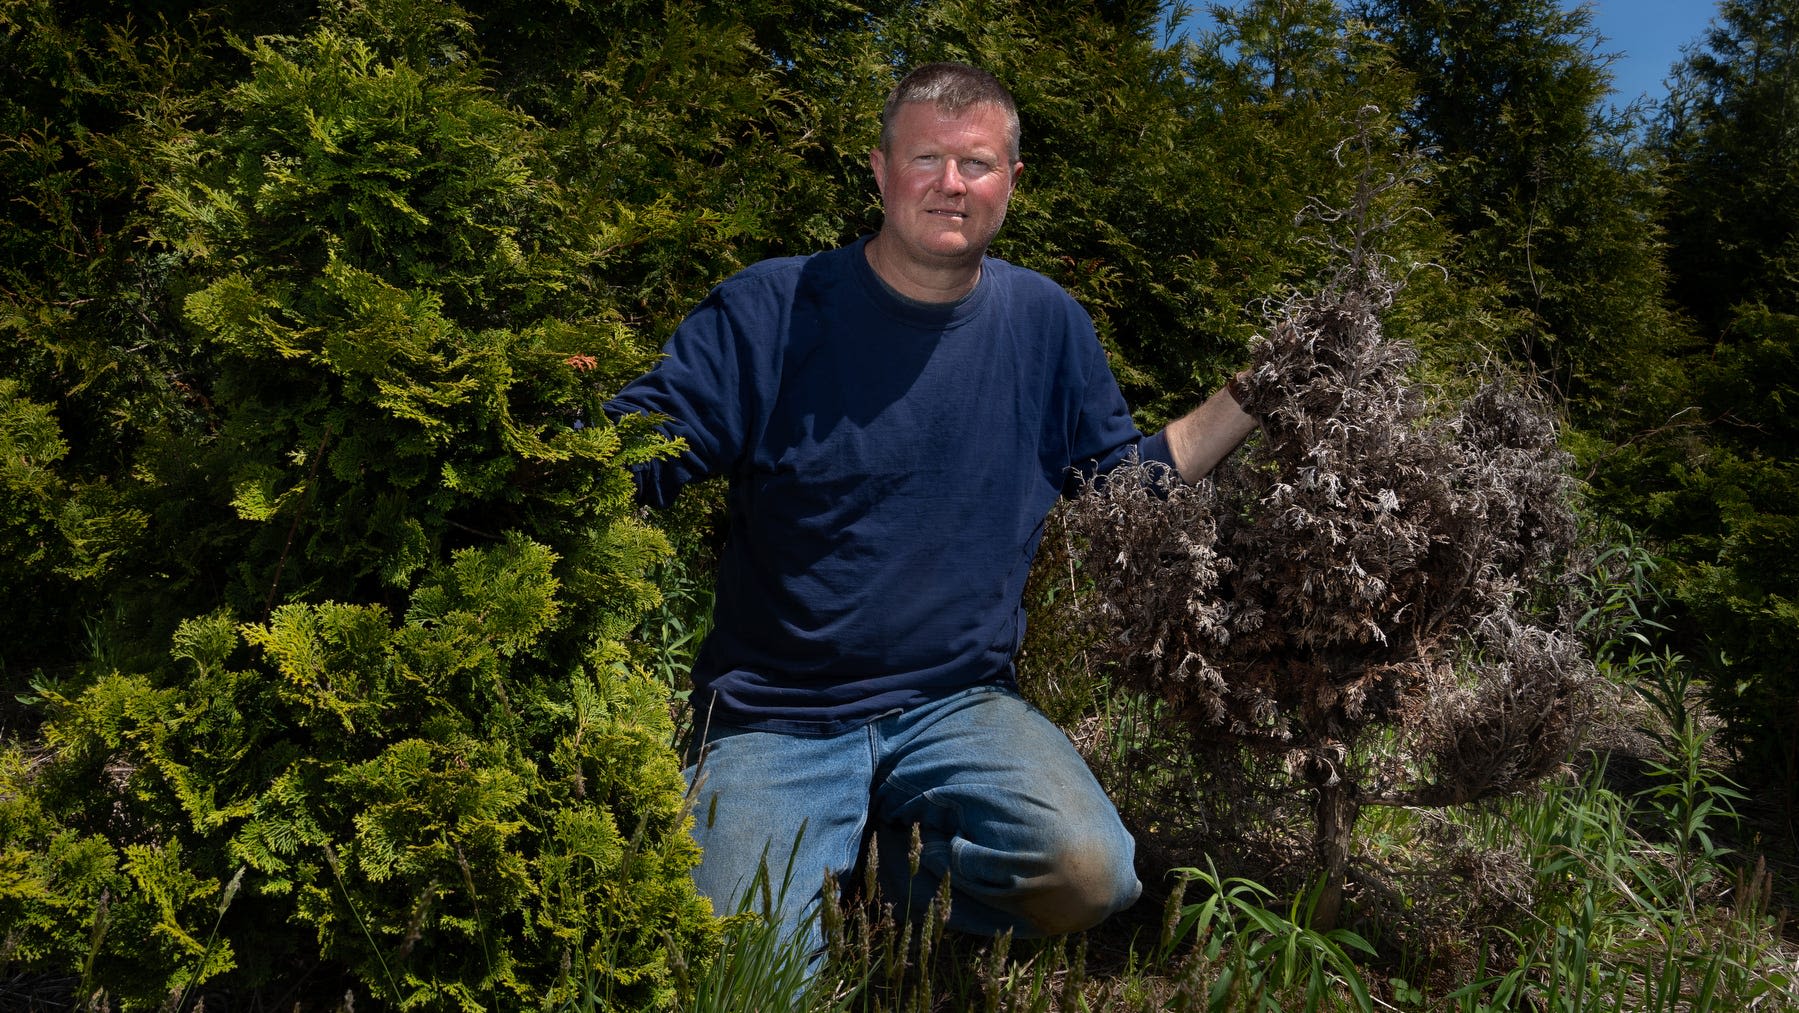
{"left": 1011, "top": 160, "right": 1025, "bottom": 187}
{"left": 869, "top": 147, "right": 888, "bottom": 195}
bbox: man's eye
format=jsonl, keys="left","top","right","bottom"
{"left": 958, "top": 159, "right": 995, "bottom": 180}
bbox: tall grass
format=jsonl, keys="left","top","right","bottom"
{"left": 1435, "top": 535, "right": 1794, "bottom": 1012}
{"left": 1442, "top": 764, "right": 1794, "bottom": 1012}
{"left": 683, "top": 846, "right": 858, "bottom": 1013}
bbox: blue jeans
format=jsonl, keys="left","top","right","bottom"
{"left": 682, "top": 685, "right": 1141, "bottom": 956}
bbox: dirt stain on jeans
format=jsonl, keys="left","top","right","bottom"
{"left": 1007, "top": 842, "right": 1140, "bottom": 936}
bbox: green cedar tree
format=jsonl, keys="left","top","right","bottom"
{"left": 0, "top": 1, "right": 738, "bottom": 1006}
{"left": 1355, "top": 0, "right": 1683, "bottom": 428}
{"left": 1635, "top": 0, "right": 1799, "bottom": 800}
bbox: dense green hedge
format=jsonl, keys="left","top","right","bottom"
{"left": 1, "top": 2, "right": 717, "bottom": 1006}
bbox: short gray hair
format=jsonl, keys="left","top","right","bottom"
{"left": 880, "top": 62, "right": 1020, "bottom": 162}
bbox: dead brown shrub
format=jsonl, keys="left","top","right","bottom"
{"left": 1059, "top": 122, "right": 1596, "bottom": 928}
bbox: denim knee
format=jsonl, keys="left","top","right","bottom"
{"left": 1002, "top": 830, "right": 1141, "bottom": 936}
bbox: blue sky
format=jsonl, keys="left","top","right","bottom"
{"left": 1577, "top": 0, "right": 1720, "bottom": 108}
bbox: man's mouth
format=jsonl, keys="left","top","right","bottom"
{"left": 928, "top": 209, "right": 968, "bottom": 220}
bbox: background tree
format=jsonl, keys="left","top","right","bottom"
{"left": 1659, "top": 0, "right": 1799, "bottom": 334}
{"left": 992, "top": 0, "right": 1422, "bottom": 425}
{"left": 1352, "top": 0, "right": 1683, "bottom": 431}
{"left": 1620, "top": 0, "right": 1799, "bottom": 803}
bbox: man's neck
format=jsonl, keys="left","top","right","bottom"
{"left": 864, "top": 233, "right": 982, "bottom": 304}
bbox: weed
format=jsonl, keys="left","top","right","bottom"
{"left": 1160, "top": 859, "right": 1374, "bottom": 1013}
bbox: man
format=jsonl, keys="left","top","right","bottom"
{"left": 606, "top": 63, "right": 1256, "bottom": 957}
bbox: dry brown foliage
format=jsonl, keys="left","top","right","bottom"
{"left": 1060, "top": 125, "right": 1596, "bottom": 916}
{"left": 1066, "top": 287, "right": 1592, "bottom": 800}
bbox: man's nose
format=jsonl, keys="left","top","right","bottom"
{"left": 937, "top": 159, "right": 968, "bottom": 194}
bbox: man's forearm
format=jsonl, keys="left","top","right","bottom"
{"left": 1163, "top": 377, "right": 1259, "bottom": 482}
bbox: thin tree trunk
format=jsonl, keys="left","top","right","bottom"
{"left": 1308, "top": 755, "right": 1359, "bottom": 932}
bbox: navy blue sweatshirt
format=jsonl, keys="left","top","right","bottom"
{"left": 607, "top": 237, "right": 1173, "bottom": 734}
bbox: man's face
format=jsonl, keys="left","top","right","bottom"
{"left": 869, "top": 100, "right": 1023, "bottom": 277}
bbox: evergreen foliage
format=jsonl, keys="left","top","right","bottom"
{"left": 1660, "top": 0, "right": 1799, "bottom": 333}
{"left": 1634, "top": 0, "right": 1799, "bottom": 802}
{"left": 993, "top": 0, "right": 1422, "bottom": 424}
{"left": 1354, "top": 0, "right": 1682, "bottom": 425}
{"left": 1, "top": 0, "right": 721, "bottom": 1006}
{"left": 0, "top": 2, "right": 214, "bottom": 673}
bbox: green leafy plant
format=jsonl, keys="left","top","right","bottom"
{"left": 1162, "top": 860, "right": 1374, "bottom": 1013}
